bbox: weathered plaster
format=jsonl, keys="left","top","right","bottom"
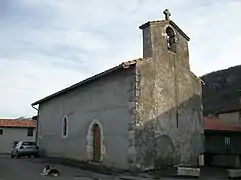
{"left": 37, "top": 67, "right": 135, "bottom": 169}
{"left": 134, "top": 20, "right": 204, "bottom": 170}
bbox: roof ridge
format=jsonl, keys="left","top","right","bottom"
{"left": 0, "top": 119, "right": 35, "bottom": 128}
{"left": 0, "top": 119, "right": 34, "bottom": 121}
{"left": 121, "top": 57, "right": 151, "bottom": 67}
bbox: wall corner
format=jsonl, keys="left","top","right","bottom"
{"left": 127, "top": 67, "right": 143, "bottom": 170}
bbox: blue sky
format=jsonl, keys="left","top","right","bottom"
{"left": 0, "top": 0, "right": 241, "bottom": 118}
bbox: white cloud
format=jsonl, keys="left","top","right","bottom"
{"left": 181, "top": 0, "right": 241, "bottom": 75}
{"left": 0, "top": 0, "right": 241, "bottom": 118}
{"left": 0, "top": 58, "right": 89, "bottom": 118}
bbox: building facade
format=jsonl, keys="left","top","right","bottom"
{"left": 0, "top": 119, "right": 36, "bottom": 154}
{"left": 218, "top": 110, "right": 241, "bottom": 125}
{"left": 215, "top": 90, "right": 241, "bottom": 125}
{"left": 204, "top": 117, "right": 241, "bottom": 168}
{"left": 32, "top": 10, "right": 203, "bottom": 171}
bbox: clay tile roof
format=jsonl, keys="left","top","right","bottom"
{"left": 121, "top": 57, "right": 150, "bottom": 67}
{"left": 0, "top": 119, "right": 35, "bottom": 128}
{"left": 203, "top": 117, "right": 241, "bottom": 132}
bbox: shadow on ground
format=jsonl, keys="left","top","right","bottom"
{"left": 24, "top": 156, "right": 234, "bottom": 180}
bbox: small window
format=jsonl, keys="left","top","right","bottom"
{"left": 62, "top": 116, "right": 68, "bottom": 137}
{"left": 0, "top": 129, "right": 3, "bottom": 135}
{"left": 224, "top": 136, "right": 231, "bottom": 152}
{"left": 27, "top": 128, "right": 34, "bottom": 137}
{"left": 166, "top": 26, "right": 177, "bottom": 53}
{"left": 225, "top": 137, "right": 231, "bottom": 145}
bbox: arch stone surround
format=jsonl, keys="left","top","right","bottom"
{"left": 86, "top": 119, "right": 106, "bottom": 162}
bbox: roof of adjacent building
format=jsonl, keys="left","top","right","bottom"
{"left": 203, "top": 117, "right": 241, "bottom": 132}
{"left": 216, "top": 108, "right": 241, "bottom": 115}
{"left": 0, "top": 119, "right": 35, "bottom": 128}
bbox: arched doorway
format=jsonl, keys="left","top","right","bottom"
{"left": 86, "top": 119, "right": 105, "bottom": 162}
{"left": 92, "top": 124, "right": 101, "bottom": 162}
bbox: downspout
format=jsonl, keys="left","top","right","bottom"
{"left": 238, "top": 90, "right": 241, "bottom": 123}
{"left": 173, "top": 54, "right": 179, "bottom": 128}
{"left": 31, "top": 104, "right": 39, "bottom": 144}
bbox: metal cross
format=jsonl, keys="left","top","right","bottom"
{"left": 163, "top": 9, "right": 171, "bottom": 20}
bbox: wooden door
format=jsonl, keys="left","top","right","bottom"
{"left": 92, "top": 124, "right": 101, "bottom": 162}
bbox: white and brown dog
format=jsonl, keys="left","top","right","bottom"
{"left": 39, "top": 164, "right": 60, "bottom": 177}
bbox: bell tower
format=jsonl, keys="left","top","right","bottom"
{"left": 139, "top": 9, "right": 190, "bottom": 70}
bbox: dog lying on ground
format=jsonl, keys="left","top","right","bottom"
{"left": 39, "top": 164, "right": 60, "bottom": 177}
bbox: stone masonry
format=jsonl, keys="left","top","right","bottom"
{"left": 33, "top": 10, "right": 203, "bottom": 172}
{"left": 127, "top": 17, "right": 204, "bottom": 170}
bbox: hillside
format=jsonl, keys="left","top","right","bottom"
{"left": 201, "top": 65, "right": 241, "bottom": 115}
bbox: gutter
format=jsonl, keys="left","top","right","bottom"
{"left": 31, "top": 105, "right": 39, "bottom": 144}
{"left": 32, "top": 105, "right": 38, "bottom": 111}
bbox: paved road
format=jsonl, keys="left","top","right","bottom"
{"left": 0, "top": 155, "right": 161, "bottom": 180}
{"left": 0, "top": 155, "right": 230, "bottom": 180}
{"left": 0, "top": 155, "right": 118, "bottom": 180}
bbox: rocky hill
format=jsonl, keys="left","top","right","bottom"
{"left": 201, "top": 65, "right": 241, "bottom": 115}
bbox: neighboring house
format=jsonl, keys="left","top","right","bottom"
{"left": 0, "top": 119, "right": 36, "bottom": 154}
{"left": 216, "top": 109, "right": 241, "bottom": 125}
{"left": 203, "top": 117, "right": 241, "bottom": 168}
{"left": 32, "top": 10, "right": 203, "bottom": 171}
{"left": 215, "top": 90, "right": 241, "bottom": 125}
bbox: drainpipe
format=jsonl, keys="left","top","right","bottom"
{"left": 238, "top": 90, "right": 241, "bottom": 120}
{"left": 238, "top": 90, "right": 241, "bottom": 107}
{"left": 31, "top": 105, "right": 39, "bottom": 144}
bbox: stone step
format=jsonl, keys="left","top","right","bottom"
{"left": 228, "top": 169, "right": 241, "bottom": 179}
{"left": 177, "top": 167, "right": 200, "bottom": 177}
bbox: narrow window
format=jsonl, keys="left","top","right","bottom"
{"left": 0, "top": 129, "right": 3, "bottom": 135}
{"left": 224, "top": 136, "right": 231, "bottom": 152}
{"left": 166, "top": 27, "right": 177, "bottom": 53}
{"left": 27, "top": 128, "right": 34, "bottom": 136}
{"left": 62, "top": 117, "right": 68, "bottom": 137}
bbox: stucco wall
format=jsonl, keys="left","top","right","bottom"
{"left": 134, "top": 21, "right": 203, "bottom": 170}
{"left": 37, "top": 67, "right": 135, "bottom": 169}
{"left": 0, "top": 127, "right": 36, "bottom": 153}
{"left": 219, "top": 112, "right": 240, "bottom": 125}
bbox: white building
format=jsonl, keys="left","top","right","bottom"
{"left": 32, "top": 11, "right": 203, "bottom": 170}
{"left": 0, "top": 119, "right": 36, "bottom": 153}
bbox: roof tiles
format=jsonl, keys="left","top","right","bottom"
{"left": 0, "top": 119, "right": 35, "bottom": 128}
{"left": 203, "top": 117, "right": 241, "bottom": 132}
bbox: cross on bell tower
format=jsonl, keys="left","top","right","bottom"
{"left": 139, "top": 8, "right": 190, "bottom": 70}
{"left": 163, "top": 9, "right": 171, "bottom": 20}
